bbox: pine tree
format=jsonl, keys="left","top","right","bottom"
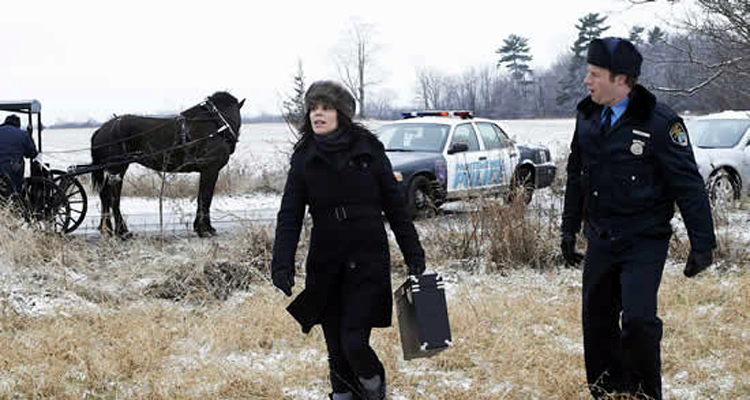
{"left": 570, "top": 13, "right": 610, "bottom": 58}
{"left": 557, "top": 13, "right": 610, "bottom": 106}
{"left": 629, "top": 25, "right": 646, "bottom": 45}
{"left": 496, "top": 34, "right": 533, "bottom": 83}
{"left": 282, "top": 59, "right": 307, "bottom": 129}
{"left": 647, "top": 26, "right": 667, "bottom": 45}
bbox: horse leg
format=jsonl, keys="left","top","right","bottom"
{"left": 98, "top": 172, "right": 114, "bottom": 235}
{"left": 110, "top": 170, "right": 132, "bottom": 239}
{"left": 194, "top": 168, "right": 220, "bottom": 237}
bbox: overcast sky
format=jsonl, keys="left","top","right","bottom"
{"left": 1, "top": 0, "right": 687, "bottom": 123}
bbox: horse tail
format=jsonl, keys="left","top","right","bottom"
{"left": 91, "top": 167, "right": 105, "bottom": 192}
{"left": 90, "top": 125, "right": 107, "bottom": 192}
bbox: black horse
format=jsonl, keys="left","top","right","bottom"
{"left": 90, "top": 92, "right": 245, "bottom": 237}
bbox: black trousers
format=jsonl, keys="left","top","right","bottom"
{"left": 322, "top": 287, "right": 384, "bottom": 395}
{"left": 582, "top": 234, "right": 668, "bottom": 400}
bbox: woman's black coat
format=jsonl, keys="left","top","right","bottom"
{"left": 271, "top": 132, "right": 425, "bottom": 333}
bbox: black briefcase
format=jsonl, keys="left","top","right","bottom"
{"left": 394, "top": 273, "right": 452, "bottom": 360}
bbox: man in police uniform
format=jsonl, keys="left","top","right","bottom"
{"left": 561, "top": 37, "right": 716, "bottom": 399}
{"left": 0, "top": 114, "right": 38, "bottom": 198}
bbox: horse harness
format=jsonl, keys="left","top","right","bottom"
{"left": 177, "top": 98, "right": 239, "bottom": 148}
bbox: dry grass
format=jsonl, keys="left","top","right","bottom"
{"left": 419, "top": 191, "right": 562, "bottom": 272}
{"left": 120, "top": 161, "right": 287, "bottom": 198}
{"left": 0, "top": 199, "right": 748, "bottom": 399}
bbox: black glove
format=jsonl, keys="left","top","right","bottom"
{"left": 684, "top": 250, "right": 713, "bottom": 278}
{"left": 272, "top": 269, "right": 294, "bottom": 297}
{"left": 408, "top": 262, "right": 426, "bottom": 276}
{"left": 561, "top": 234, "right": 584, "bottom": 266}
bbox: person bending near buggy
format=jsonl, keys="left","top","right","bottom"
{"left": 561, "top": 38, "right": 716, "bottom": 399}
{"left": 0, "top": 114, "right": 38, "bottom": 199}
{"left": 271, "top": 80, "right": 426, "bottom": 400}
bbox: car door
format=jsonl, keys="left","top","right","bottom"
{"left": 475, "top": 121, "right": 514, "bottom": 190}
{"left": 444, "top": 122, "right": 483, "bottom": 198}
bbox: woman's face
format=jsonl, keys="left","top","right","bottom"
{"left": 309, "top": 102, "right": 339, "bottom": 135}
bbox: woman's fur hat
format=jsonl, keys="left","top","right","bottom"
{"left": 587, "top": 37, "right": 643, "bottom": 78}
{"left": 304, "top": 80, "right": 356, "bottom": 120}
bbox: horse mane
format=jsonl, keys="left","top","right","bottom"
{"left": 207, "top": 91, "right": 238, "bottom": 107}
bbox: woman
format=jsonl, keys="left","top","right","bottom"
{"left": 271, "top": 80, "right": 426, "bottom": 400}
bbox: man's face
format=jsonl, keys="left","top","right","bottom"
{"left": 584, "top": 64, "right": 629, "bottom": 107}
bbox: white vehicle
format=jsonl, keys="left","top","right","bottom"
{"left": 688, "top": 111, "right": 750, "bottom": 204}
{"left": 376, "top": 111, "right": 556, "bottom": 217}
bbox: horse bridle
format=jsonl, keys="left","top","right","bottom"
{"left": 202, "top": 98, "right": 239, "bottom": 144}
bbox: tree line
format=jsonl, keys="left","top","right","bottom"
{"left": 284, "top": 0, "right": 748, "bottom": 122}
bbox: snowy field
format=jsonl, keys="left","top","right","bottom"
{"left": 37, "top": 119, "right": 574, "bottom": 235}
{"left": 1, "top": 118, "right": 746, "bottom": 399}
{"left": 39, "top": 119, "right": 575, "bottom": 169}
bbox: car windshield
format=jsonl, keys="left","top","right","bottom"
{"left": 687, "top": 119, "right": 750, "bottom": 148}
{"left": 376, "top": 123, "right": 450, "bottom": 153}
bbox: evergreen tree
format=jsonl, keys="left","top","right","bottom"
{"left": 496, "top": 34, "right": 533, "bottom": 83}
{"left": 557, "top": 13, "right": 610, "bottom": 106}
{"left": 647, "top": 26, "right": 667, "bottom": 45}
{"left": 570, "top": 13, "right": 610, "bottom": 58}
{"left": 629, "top": 25, "right": 646, "bottom": 45}
{"left": 282, "top": 59, "right": 307, "bottom": 129}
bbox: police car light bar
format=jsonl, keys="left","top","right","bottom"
{"left": 402, "top": 110, "right": 474, "bottom": 119}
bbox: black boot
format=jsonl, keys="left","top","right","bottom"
{"left": 358, "top": 374, "right": 386, "bottom": 400}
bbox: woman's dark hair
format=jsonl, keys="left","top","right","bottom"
{"left": 292, "top": 103, "right": 375, "bottom": 153}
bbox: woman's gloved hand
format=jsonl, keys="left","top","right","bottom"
{"left": 408, "top": 262, "right": 426, "bottom": 276}
{"left": 272, "top": 269, "right": 294, "bottom": 297}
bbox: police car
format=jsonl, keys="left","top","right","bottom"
{"left": 688, "top": 111, "right": 750, "bottom": 205}
{"left": 376, "top": 111, "right": 556, "bottom": 218}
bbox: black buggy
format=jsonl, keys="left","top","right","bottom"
{"left": 0, "top": 100, "right": 88, "bottom": 233}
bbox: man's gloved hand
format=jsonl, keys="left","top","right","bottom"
{"left": 272, "top": 269, "right": 294, "bottom": 297}
{"left": 408, "top": 262, "right": 426, "bottom": 276}
{"left": 684, "top": 250, "right": 713, "bottom": 278}
{"left": 561, "top": 233, "right": 584, "bottom": 266}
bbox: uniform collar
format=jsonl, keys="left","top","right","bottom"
{"left": 602, "top": 96, "right": 629, "bottom": 125}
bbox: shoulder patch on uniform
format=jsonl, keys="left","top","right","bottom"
{"left": 669, "top": 123, "right": 689, "bottom": 147}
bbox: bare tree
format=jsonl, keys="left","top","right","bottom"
{"left": 333, "top": 17, "right": 382, "bottom": 118}
{"left": 366, "top": 88, "right": 398, "bottom": 120}
{"left": 415, "top": 67, "right": 445, "bottom": 109}
{"left": 628, "top": 0, "right": 749, "bottom": 98}
{"left": 459, "top": 68, "right": 479, "bottom": 112}
{"left": 477, "top": 65, "right": 498, "bottom": 116}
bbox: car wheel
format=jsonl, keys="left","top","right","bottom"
{"left": 505, "top": 168, "right": 534, "bottom": 205}
{"left": 407, "top": 175, "right": 436, "bottom": 219}
{"left": 709, "top": 170, "right": 740, "bottom": 207}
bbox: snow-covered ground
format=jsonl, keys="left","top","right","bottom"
{"left": 38, "top": 119, "right": 574, "bottom": 235}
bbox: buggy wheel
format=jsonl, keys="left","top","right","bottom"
{"left": 50, "top": 170, "right": 88, "bottom": 233}
{"left": 20, "top": 176, "right": 71, "bottom": 233}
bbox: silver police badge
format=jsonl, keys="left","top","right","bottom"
{"left": 630, "top": 140, "right": 644, "bottom": 155}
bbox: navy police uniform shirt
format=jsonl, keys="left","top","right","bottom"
{"left": 562, "top": 85, "right": 716, "bottom": 252}
{"left": 0, "top": 124, "right": 38, "bottom": 191}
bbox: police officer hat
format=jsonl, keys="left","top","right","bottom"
{"left": 587, "top": 37, "right": 643, "bottom": 78}
{"left": 304, "top": 80, "right": 356, "bottom": 120}
{"left": 3, "top": 114, "right": 21, "bottom": 128}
